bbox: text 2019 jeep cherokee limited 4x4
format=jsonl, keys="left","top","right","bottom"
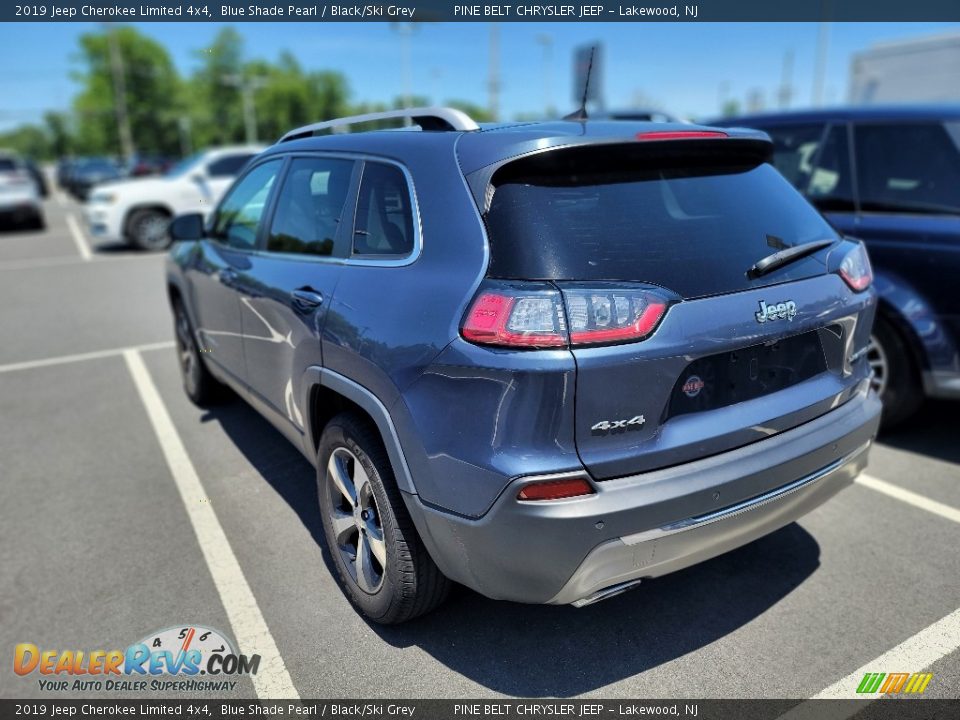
{"left": 165, "top": 107, "right": 882, "bottom": 624}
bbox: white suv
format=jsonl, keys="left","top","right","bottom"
{"left": 84, "top": 145, "right": 264, "bottom": 250}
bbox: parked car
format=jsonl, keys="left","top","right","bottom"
{"left": 56, "top": 158, "right": 76, "bottom": 189}
{"left": 85, "top": 146, "right": 264, "bottom": 250}
{"left": 24, "top": 159, "right": 48, "bottom": 197}
{"left": 66, "top": 157, "right": 122, "bottom": 201}
{"left": 712, "top": 106, "right": 960, "bottom": 426}
{"left": 123, "top": 154, "right": 176, "bottom": 178}
{"left": 0, "top": 150, "right": 44, "bottom": 229}
{"left": 166, "top": 107, "right": 881, "bottom": 623}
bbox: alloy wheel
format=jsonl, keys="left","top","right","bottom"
{"left": 175, "top": 308, "right": 200, "bottom": 398}
{"left": 866, "top": 334, "right": 889, "bottom": 397}
{"left": 137, "top": 213, "right": 170, "bottom": 250}
{"left": 326, "top": 447, "right": 387, "bottom": 593}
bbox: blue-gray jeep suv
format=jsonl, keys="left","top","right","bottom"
{"left": 166, "top": 107, "right": 882, "bottom": 623}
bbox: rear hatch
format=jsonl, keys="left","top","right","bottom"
{"left": 478, "top": 136, "right": 875, "bottom": 479}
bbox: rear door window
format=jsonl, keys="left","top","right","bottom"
{"left": 804, "top": 124, "right": 855, "bottom": 211}
{"left": 854, "top": 121, "right": 960, "bottom": 214}
{"left": 483, "top": 144, "right": 839, "bottom": 299}
{"left": 267, "top": 157, "right": 355, "bottom": 257}
{"left": 352, "top": 162, "right": 415, "bottom": 257}
{"left": 763, "top": 124, "right": 827, "bottom": 189}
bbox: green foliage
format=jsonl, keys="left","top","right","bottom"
{"left": 0, "top": 124, "right": 50, "bottom": 159}
{"left": 1, "top": 25, "right": 495, "bottom": 160}
{"left": 72, "top": 26, "right": 183, "bottom": 156}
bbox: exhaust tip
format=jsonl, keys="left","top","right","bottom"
{"left": 571, "top": 578, "right": 643, "bottom": 608}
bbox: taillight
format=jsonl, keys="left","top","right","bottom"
{"left": 561, "top": 284, "right": 668, "bottom": 346}
{"left": 837, "top": 243, "right": 873, "bottom": 292}
{"left": 461, "top": 283, "right": 567, "bottom": 349}
{"left": 461, "top": 281, "right": 672, "bottom": 350}
{"left": 517, "top": 476, "right": 595, "bottom": 501}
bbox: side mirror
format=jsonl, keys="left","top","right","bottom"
{"left": 170, "top": 213, "right": 206, "bottom": 242}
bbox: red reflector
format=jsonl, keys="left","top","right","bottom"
{"left": 568, "top": 301, "right": 666, "bottom": 345}
{"left": 636, "top": 130, "right": 728, "bottom": 141}
{"left": 517, "top": 477, "right": 595, "bottom": 501}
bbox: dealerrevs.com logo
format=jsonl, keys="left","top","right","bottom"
{"left": 14, "top": 625, "right": 259, "bottom": 693}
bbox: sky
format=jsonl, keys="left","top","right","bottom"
{"left": 1, "top": 21, "right": 958, "bottom": 132}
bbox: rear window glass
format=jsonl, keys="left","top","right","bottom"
{"left": 484, "top": 146, "right": 839, "bottom": 299}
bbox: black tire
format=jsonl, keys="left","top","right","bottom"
{"left": 172, "top": 300, "right": 224, "bottom": 406}
{"left": 317, "top": 413, "right": 450, "bottom": 624}
{"left": 30, "top": 213, "right": 45, "bottom": 230}
{"left": 128, "top": 208, "right": 172, "bottom": 251}
{"left": 870, "top": 315, "right": 922, "bottom": 429}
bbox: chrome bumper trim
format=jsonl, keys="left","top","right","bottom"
{"left": 623, "top": 440, "right": 870, "bottom": 547}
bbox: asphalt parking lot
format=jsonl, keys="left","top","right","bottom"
{"left": 1, "top": 195, "right": 958, "bottom": 702}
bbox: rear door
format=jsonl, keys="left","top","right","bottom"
{"left": 187, "top": 158, "right": 282, "bottom": 386}
{"left": 483, "top": 141, "right": 874, "bottom": 479}
{"left": 238, "top": 155, "right": 358, "bottom": 437}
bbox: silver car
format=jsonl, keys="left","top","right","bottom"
{"left": 0, "top": 151, "right": 44, "bottom": 229}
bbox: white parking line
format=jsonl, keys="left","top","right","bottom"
{"left": 857, "top": 474, "right": 960, "bottom": 525}
{"left": 777, "top": 606, "right": 960, "bottom": 718}
{"left": 123, "top": 349, "right": 300, "bottom": 701}
{"left": 66, "top": 213, "right": 92, "bottom": 261}
{"left": 0, "top": 341, "right": 174, "bottom": 375}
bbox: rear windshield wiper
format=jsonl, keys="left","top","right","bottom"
{"left": 747, "top": 238, "right": 836, "bottom": 279}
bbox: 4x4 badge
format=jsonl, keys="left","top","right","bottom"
{"left": 591, "top": 415, "right": 646, "bottom": 433}
{"left": 755, "top": 299, "right": 797, "bottom": 323}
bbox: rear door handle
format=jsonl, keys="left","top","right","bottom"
{"left": 291, "top": 288, "right": 324, "bottom": 311}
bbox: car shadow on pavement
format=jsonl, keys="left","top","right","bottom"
{"left": 90, "top": 241, "right": 151, "bottom": 257}
{"left": 877, "top": 399, "right": 960, "bottom": 465}
{"left": 373, "top": 522, "right": 819, "bottom": 696}
{"left": 202, "top": 397, "right": 821, "bottom": 697}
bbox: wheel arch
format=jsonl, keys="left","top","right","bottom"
{"left": 872, "top": 268, "right": 952, "bottom": 377}
{"left": 123, "top": 203, "right": 175, "bottom": 238}
{"left": 300, "top": 366, "right": 417, "bottom": 495}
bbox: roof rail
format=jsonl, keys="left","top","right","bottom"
{"left": 279, "top": 106, "right": 479, "bottom": 142}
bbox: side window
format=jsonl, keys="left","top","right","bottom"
{"left": 804, "top": 124, "right": 855, "bottom": 211}
{"left": 267, "top": 157, "right": 355, "bottom": 256}
{"left": 208, "top": 154, "right": 254, "bottom": 178}
{"left": 352, "top": 162, "right": 415, "bottom": 257}
{"left": 211, "top": 160, "right": 281, "bottom": 250}
{"left": 854, "top": 122, "right": 960, "bottom": 214}
{"left": 764, "top": 124, "right": 827, "bottom": 189}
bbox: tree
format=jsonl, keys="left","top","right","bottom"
{"left": 187, "top": 27, "right": 246, "bottom": 146}
{"left": 43, "top": 112, "right": 72, "bottom": 157}
{"left": 72, "top": 26, "right": 182, "bottom": 157}
{"left": 250, "top": 53, "right": 350, "bottom": 142}
{"left": 0, "top": 125, "right": 50, "bottom": 159}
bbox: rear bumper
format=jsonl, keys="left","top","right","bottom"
{"left": 405, "top": 383, "right": 881, "bottom": 605}
{"left": 924, "top": 369, "right": 960, "bottom": 400}
{"left": 552, "top": 439, "right": 868, "bottom": 606}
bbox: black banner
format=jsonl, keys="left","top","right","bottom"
{"left": 1, "top": 700, "right": 960, "bottom": 720}
{"left": 4, "top": 0, "right": 960, "bottom": 23}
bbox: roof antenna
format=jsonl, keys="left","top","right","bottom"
{"left": 564, "top": 46, "right": 595, "bottom": 122}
